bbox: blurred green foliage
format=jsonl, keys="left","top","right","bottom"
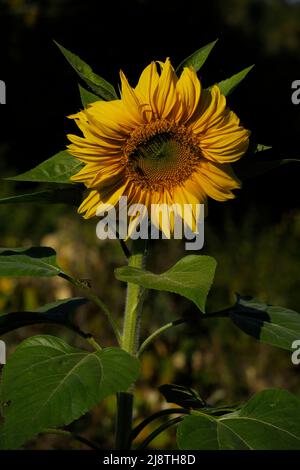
{"left": 0, "top": 185, "right": 299, "bottom": 448}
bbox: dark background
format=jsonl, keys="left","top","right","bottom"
{"left": 1, "top": 0, "right": 300, "bottom": 221}
{"left": 0, "top": 0, "right": 300, "bottom": 450}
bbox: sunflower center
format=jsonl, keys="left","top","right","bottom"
{"left": 123, "top": 120, "right": 201, "bottom": 191}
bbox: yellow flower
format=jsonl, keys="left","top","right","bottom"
{"left": 67, "top": 59, "right": 249, "bottom": 233}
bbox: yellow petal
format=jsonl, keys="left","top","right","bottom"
{"left": 70, "top": 162, "right": 102, "bottom": 185}
{"left": 173, "top": 182, "right": 206, "bottom": 232}
{"left": 80, "top": 179, "right": 128, "bottom": 219}
{"left": 127, "top": 187, "right": 150, "bottom": 238}
{"left": 176, "top": 67, "right": 201, "bottom": 123}
{"left": 152, "top": 58, "right": 178, "bottom": 119}
{"left": 200, "top": 122, "right": 250, "bottom": 163}
{"left": 87, "top": 100, "right": 136, "bottom": 136}
{"left": 99, "top": 180, "right": 128, "bottom": 207}
{"left": 120, "top": 70, "right": 144, "bottom": 125}
{"left": 86, "top": 113, "right": 127, "bottom": 143}
{"left": 93, "top": 166, "right": 125, "bottom": 190}
{"left": 150, "top": 189, "right": 189, "bottom": 237}
{"left": 135, "top": 62, "right": 159, "bottom": 122}
{"left": 67, "top": 133, "right": 120, "bottom": 152}
{"left": 189, "top": 85, "right": 250, "bottom": 163}
{"left": 67, "top": 142, "right": 120, "bottom": 163}
{"left": 78, "top": 189, "right": 102, "bottom": 218}
{"left": 190, "top": 85, "right": 226, "bottom": 133}
{"left": 196, "top": 161, "right": 241, "bottom": 201}
{"left": 183, "top": 176, "right": 207, "bottom": 203}
{"left": 68, "top": 108, "right": 125, "bottom": 153}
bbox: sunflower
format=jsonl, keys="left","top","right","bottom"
{"left": 67, "top": 58, "right": 250, "bottom": 234}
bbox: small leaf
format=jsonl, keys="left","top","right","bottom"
{"left": 115, "top": 255, "right": 217, "bottom": 312}
{"left": 176, "top": 39, "right": 218, "bottom": 73}
{"left": 256, "top": 143, "right": 272, "bottom": 152}
{"left": 78, "top": 84, "right": 101, "bottom": 107}
{"left": 0, "top": 187, "right": 83, "bottom": 206}
{"left": 159, "top": 384, "right": 206, "bottom": 409}
{"left": 0, "top": 298, "right": 88, "bottom": 337}
{"left": 0, "top": 247, "right": 62, "bottom": 277}
{"left": 217, "top": 65, "right": 254, "bottom": 96}
{"left": 5, "top": 151, "right": 84, "bottom": 185}
{"left": 55, "top": 41, "right": 118, "bottom": 100}
{"left": 0, "top": 335, "right": 140, "bottom": 449}
{"left": 229, "top": 295, "right": 300, "bottom": 351}
{"left": 177, "top": 389, "right": 300, "bottom": 450}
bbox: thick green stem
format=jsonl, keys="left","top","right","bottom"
{"left": 115, "top": 240, "right": 147, "bottom": 450}
{"left": 121, "top": 245, "right": 145, "bottom": 355}
{"left": 115, "top": 392, "right": 134, "bottom": 450}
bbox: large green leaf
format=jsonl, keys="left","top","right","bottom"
{"left": 177, "top": 389, "right": 300, "bottom": 450}
{"left": 55, "top": 41, "right": 118, "bottom": 100}
{"left": 0, "top": 187, "right": 83, "bottom": 206}
{"left": 229, "top": 296, "right": 300, "bottom": 351}
{"left": 0, "top": 335, "right": 140, "bottom": 449}
{"left": 176, "top": 39, "right": 218, "bottom": 73}
{"left": 0, "top": 298, "right": 88, "bottom": 337}
{"left": 0, "top": 247, "right": 62, "bottom": 277}
{"left": 5, "top": 151, "right": 84, "bottom": 185}
{"left": 78, "top": 84, "right": 101, "bottom": 107}
{"left": 115, "top": 255, "right": 217, "bottom": 312}
{"left": 217, "top": 65, "right": 254, "bottom": 96}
